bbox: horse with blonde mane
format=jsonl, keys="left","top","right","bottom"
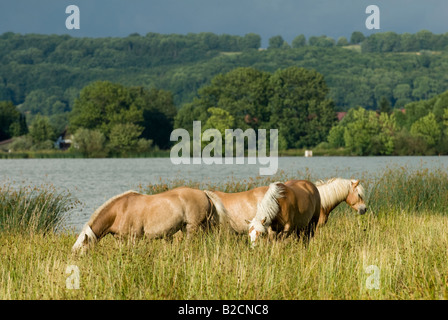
{"left": 246, "top": 180, "right": 321, "bottom": 245}
{"left": 315, "top": 178, "right": 366, "bottom": 226}
{"left": 211, "top": 185, "right": 283, "bottom": 235}
{"left": 72, "top": 187, "right": 227, "bottom": 254}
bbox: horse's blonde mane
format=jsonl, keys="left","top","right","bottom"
{"left": 250, "top": 182, "right": 283, "bottom": 231}
{"left": 87, "top": 190, "right": 141, "bottom": 225}
{"left": 315, "top": 178, "right": 364, "bottom": 210}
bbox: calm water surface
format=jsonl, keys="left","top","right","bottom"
{"left": 1, "top": 156, "right": 447, "bottom": 231}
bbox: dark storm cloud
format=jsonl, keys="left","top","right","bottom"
{"left": 0, "top": 0, "right": 447, "bottom": 46}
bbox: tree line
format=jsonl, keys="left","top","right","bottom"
{"left": 3, "top": 65, "right": 448, "bottom": 157}
{"left": 1, "top": 30, "right": 448, "bottom": 119}
{"left": 327, "top": 89, "right": 448, "bottom": 155}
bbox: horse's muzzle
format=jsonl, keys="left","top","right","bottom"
{"left": 358, "top": 205, "right": 367, "bottom": 215}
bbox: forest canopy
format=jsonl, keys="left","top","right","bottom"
{"left": 1, "top": 30, "right": 448, "bottom": 156}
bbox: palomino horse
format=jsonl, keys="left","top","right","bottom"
{"left": 212, "top": 185, "right": 281, "bottom": 234}
{"left": 315, "top": 178, "right": 366, "bottom": 226}
{"left": 72, "top": 187, "right": 227, "bottom": 254}
{"left": 247, "top": 180, "right": 321, "bottom": 245}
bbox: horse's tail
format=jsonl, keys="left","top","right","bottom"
{"left": 203, "top": 190, "right": 229, "bottom": 226}
{"left": 252, "top": 182, "right": 284, "bottom": 227}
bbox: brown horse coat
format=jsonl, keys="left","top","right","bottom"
{"left": 72, "top": 187, "right": 227, "bottom": 253}
{"left": 248, "top": 180, "right": 321, "bottom": 243}
{"left": 213, "top": 186, "right": 272, "bottom": 233}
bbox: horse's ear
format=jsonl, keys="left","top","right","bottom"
{"left": 352, "top": 180, "right": 360, "bottom": 188}
{"left": 261, "top": 217, "right": 267, "bottom": 225}
{"left": 82, "top": 233, "right": 89, "bottom": 245}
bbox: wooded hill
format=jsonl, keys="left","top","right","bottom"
{"left": 1, "top": 30, "right": 448, "bottom": 119}
{"left": 2, "top": 30, "right": 448, "bottom": 156}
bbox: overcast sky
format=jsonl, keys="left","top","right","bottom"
{"left": 1, "top": 0, "right": 447, "bottom": 47}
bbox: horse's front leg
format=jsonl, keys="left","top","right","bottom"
{"left": 267, "top": 225, "right": 277, "bottom": 241}
{"left": 278, "top": 222, "right": 292, "bottom": 240}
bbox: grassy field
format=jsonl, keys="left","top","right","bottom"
{"left": 1, "top": 167, "right": 448, "bottom": 299}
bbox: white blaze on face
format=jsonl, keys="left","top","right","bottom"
{"left": 72, "top": 224, "right": 97, "bottom": 253}
{"left": 249, "top": 227, "right": 258, "bottom": 245}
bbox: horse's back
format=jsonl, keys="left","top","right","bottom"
{"left": 108, "top": 187, "right": 209, "bottom": 238}
{"left": 214, "top": 186, "right": 269, "bottom": 232}
{"left": 283, "top": 180, "right": 321, "bottom": 224}
{"left": 285, "top": 180, "right": 320, "bottom": 203}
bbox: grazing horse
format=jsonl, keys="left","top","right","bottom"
{"left": 212, "top": 186, "right": 282, "bottom": 234}
{"left": 248, "top": 180, "right": 321, "bottom": 245}
{"left": 72, "top": 187, "right": 227, "bottom": 254}
{"left": 315, "top": 178, "right": 366, "bottom": 226}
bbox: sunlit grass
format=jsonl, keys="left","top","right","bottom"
{"left": 1, "top": 166, "right": 448, "bottom": 299}
{"left": 1, "top": 210, "right": 447, "bottom": 299}
{"left": 0, "top": 183, "right": 77, "bottom": 234}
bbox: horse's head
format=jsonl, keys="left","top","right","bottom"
{"left": 346, "top": 180, "right": 367, "bottom": 215}
{"left": 72, "top": 224, "right": 97, "bottom": 254}
{"left": 246, "top": 217, "right": 266, "bottom": 246}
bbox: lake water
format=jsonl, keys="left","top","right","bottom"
{"left": 1, "top": 156, "right": 447, "bottom": 231}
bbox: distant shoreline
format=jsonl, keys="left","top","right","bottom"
{"left": 0, "top": 149, "right": 443, "bottom": 159}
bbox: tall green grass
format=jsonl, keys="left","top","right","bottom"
{"left": 1, "top": 211, "right": 447, "bottom": 299}
{"left": 365, "top": 167, "right": 448, "bottom": 214}
{"left": 1, "top": 166, "right": 448, "bottom": 299}
{"left": 0, "top": 183, "right": 77, "bottom": 234}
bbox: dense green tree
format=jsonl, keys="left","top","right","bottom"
{"left": 108, "top": 123, "right": 145, "bottom": 155}
{"left": 393, "top": 128, "right": 429, "bottom": 155}
{"left": 241, "top": 33, "right": 261, "bottom": 50}
{"left": 69, "top": 81, "right": 176, "bottom": 149}
{"left": 268, "top": 67, "right": 335, "bottom": 148}
{"left": 0, "top": 101, "right": 27, "bottom": 140}
{"left": 374, "top": 85, "right": 393, "bottom": 107}
{"left": 292, "top": 34, "right": 306, "bottom": 48}
{"left": 342, "top": 107, "right": 396, "bottom": 155}
{"left": 131, "top": 87, "right": 177, "bottom": 149}
{"left": 203, "top": 107, "right": 235, "bottom": 136}
{"left": 336, "top": 37, "right": 349, "bottom": 46}
{"left": 176, "top": 66, "right": 334, "bottom": 149}
{"left": 350, "top": 31, "right": 365, "bottom": 44}
{"left": 343, "top": 108, "right": 378, "bottom": 155}
{"left": 374, "top": 112, "right": 397, "bottom": 155}
{"left": 308, "top": 36, "right": 335, "bottom": 47}
{"left": 268, "top": 35, "right": 287, "bottom": 49}
{"left": 72, "top": 128, "right": 108, "bottom": 158}
{"left": 29, "top": 114, "right": 56, "bottom": 142}
{"left": 393, "top": 84, "right": 412, "bottom": 107}
{"left": 378, "top": 97, "right": 392, "bottom": 114}
{"left": 410, "top": 112, "right": 441, "bottom": 147}
{"left": 70, "top": 81, "right": 142, "bottom": 137}
{"left": 180, "top": 67, "right": 271, "bottom": 131}
{"left": 327, "top": 125, "right": 345, "bottom": 148}
{"left": 174, "top": 103, "right": 209, "bottom": 133}
{"left": 9, "top": 135, "right": 34, "bottom": 151}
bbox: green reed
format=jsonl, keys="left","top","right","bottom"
{"left": 0, "top": 183, "right": 77, "bottom": 234}
{"left": 366, "top": 166, "right": 448, "bottom": 214}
